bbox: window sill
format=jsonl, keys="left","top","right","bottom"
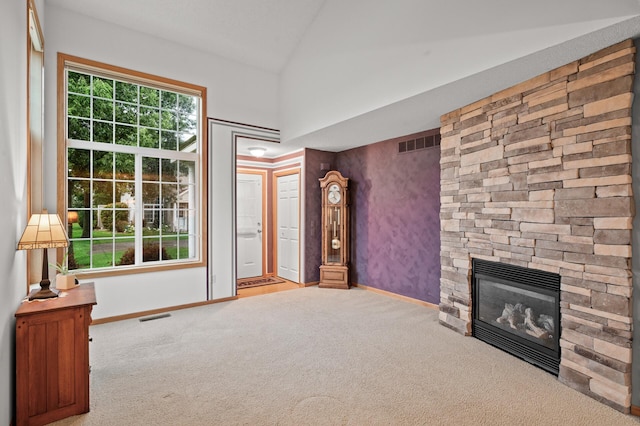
{"left": 73, "top": 259, "right": 206, "bottom": 280}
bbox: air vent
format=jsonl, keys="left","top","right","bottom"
{"left": 139, "top": 313, "right": 171, "bottom": 322}
{"left": 398, "top": 133, "right": 441, "bottom": 154}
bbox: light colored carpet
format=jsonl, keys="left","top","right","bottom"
{"left": 52, "top": 286, "right": 640, "bottom": 425}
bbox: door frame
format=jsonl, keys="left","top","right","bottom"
{"left": 273, "top": 168, "right": 301, "bottom": 283}
{"left": 236, "top": 168, "right": 268, "bottom": 279}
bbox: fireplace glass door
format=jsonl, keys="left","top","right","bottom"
{"left": 472, "top": 259, "right": 560, "bottom": 375}
{"left": 476, "top": 279, "right": 557, "bottom": 351}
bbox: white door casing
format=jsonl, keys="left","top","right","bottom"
{"left": 237, "top": 172, "right": 263, "bottom": 279}
{"left": 209, "top": 118, "right": 279, "bottom": 300}
{"left": 276, "top": 172, "right": 299, "bottom": 282}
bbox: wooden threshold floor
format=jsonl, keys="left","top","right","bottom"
{"left": 237, "top": 278, "right": 302, "bottom": 298}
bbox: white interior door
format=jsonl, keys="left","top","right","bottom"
{"left": 277, "top": 173, "right": 299, "bottom": 282}
{"left": 237, "top": 173, "right": 263, "bottom": 279}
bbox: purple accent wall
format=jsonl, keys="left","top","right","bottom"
{"left": 303, "top": 148, "right": 336, "bottom": 283}
{"left": 335, "top": 131, "right": 441, "bottom": 303}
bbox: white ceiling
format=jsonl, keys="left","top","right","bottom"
{"left": 46, "top": 0, "right": 640, "bottom": 156}
{"left": 46, "top": 0, "right": 326, "bottom": 73}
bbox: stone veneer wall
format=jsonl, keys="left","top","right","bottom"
{"left": 439, "top": 40, "right": 636, "bottom": 412}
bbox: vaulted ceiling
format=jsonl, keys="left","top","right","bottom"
{"left": 47, "top": 0, "right": 326, "bottom": 73}
{"left": 46, "top": 0, "right": 640, "bottom": 154}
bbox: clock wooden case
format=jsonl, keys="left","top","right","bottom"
{"left": 319, "top": 171, "right": 350, "bottom": 289}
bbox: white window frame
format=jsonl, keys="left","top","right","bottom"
{"left": 57, "top": 53, "right": 208, "bottom": 278}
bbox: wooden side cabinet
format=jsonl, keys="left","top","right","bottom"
{"left": 15, "top": 283, "right": 97, "bottom": 426}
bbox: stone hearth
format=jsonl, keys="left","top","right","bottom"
{"left": 439, "top": 39, "right": 635, "bottom": 412}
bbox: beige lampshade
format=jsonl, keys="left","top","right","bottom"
{"left": 18, "top": 210, "right": 69, "bottom": 250}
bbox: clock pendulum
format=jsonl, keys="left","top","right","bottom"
{"left": 331, "top": 207, "right": 341, "bottom": 249}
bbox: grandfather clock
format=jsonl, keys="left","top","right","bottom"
{"left": 319, "top": 171, "right": 350, "bottom": 289}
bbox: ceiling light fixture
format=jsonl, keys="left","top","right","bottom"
{"left": 248, "top": 147, "right": 266, "bottom": 158}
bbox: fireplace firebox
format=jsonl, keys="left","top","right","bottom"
{"left": 472, "top": 259, "right": 560, "bottom": 375}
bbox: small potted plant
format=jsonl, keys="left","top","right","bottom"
{"left": 52, "top": 252, "right": 77, "bottom": 290}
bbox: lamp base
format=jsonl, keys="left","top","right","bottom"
{"left": 28, "top": 287, "right": 59, "bottom": 301}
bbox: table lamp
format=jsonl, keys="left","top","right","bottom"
{"left": 17, "top": 209, "right": 69, "bottom": 300}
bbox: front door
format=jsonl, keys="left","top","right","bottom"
{"left": 276, "top": 172, "right": 299, "bottom": 282}
{"left": 237, "top": 173, "right": 263, "bottom": 279}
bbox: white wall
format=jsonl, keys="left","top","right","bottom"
{"left": 279, "top": 0, "right": 639, "bottom": 144}
{"left": 43, "top": 5, "right": 279, "bottom": 319}
{"left": 89, "top": 268, "right": 206, "bottom": 319}
{"left": 0, "top": 0, "right": 31, "bottom": 422}
{"left": 631, "top": 37, "right": 640, "bottom": 407}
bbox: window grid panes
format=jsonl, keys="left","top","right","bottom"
{"left": 65, "top": 68, "right": 200, "bottom": 272}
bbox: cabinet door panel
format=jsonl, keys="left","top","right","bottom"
{"left": 57, "top": 316, "right": 77, "bottom": 407}
{"left": 27, "top": 323, "right": 47, "bottom": 417}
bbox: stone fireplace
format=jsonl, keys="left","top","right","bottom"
{"left": 439, "top": 39, "right": 635, "bottom": 412}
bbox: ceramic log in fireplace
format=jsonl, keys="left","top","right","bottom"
{"left": 472, "top": 259, "right": 560, "bottom": 375}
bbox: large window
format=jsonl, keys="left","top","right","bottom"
{"left": 58, "top": 54, "right": 207, "bottom": 274}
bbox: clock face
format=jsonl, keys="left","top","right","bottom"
{"left": 328, "top": 184, "right": 341, "bottom": 204}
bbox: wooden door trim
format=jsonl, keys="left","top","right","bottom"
{"left": 237, "top": 168, "right": 267, "bottom": 277}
